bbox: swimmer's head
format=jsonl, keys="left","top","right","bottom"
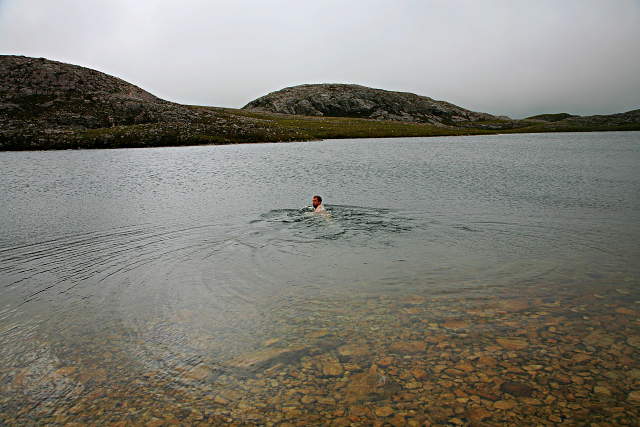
{"left": 312, "top": 195, "right": 322, "bottom": 208}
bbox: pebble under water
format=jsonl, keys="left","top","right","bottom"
{"left": 1, "top": 132, "right": 639, "bottom": 425}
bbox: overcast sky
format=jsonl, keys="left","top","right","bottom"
{"left": 1, "top": 0, "right": 638, "bottom": 118}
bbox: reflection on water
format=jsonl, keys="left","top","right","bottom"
{"left": 1, "top": 132, "right": 639, "bottom": 424}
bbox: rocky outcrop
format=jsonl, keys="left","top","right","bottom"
{"left": 561, "top": 109, "right": 640, "bottom": 126}
{"left": 243, "top": 83, "right": 499, "bottom": 125}
{"left": 524, "top": 113, "right": 578, "bottom": 122}
{"left": 520, "top": 109, "right": 640, "bottom": 133}
{"left": 525, "top": 110, "right": 640, "bottom": 126}
{"left": 0, "top": 55, "right": 308, "bottom": 149}
{"left": 0, "top": 55, "right": 189, "bottom": 129}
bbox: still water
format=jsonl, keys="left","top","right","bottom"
{"left": 1, "top": 132, "right": 639, "bottom": 424}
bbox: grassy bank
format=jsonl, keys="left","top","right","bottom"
{"left": 2, "top": 106, "right": 639, "bottom": 151}
{"left": 220, "top": 107, "right": 640, "bottom": 140}
{"left": 219, "top": 108, "right": 501, "bottom": 139}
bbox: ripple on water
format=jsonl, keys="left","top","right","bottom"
{"left": 1, "top": 133, "right": 639, "bottom": 424}
{"left": 252, "top": 205, "right": 415, "bottom": 243}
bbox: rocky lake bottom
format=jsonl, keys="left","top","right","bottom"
{"left": 2, "top": 274, "right": 639, "bottom": 426}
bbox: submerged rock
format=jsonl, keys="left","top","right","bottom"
{"left": 337, "top": 343, "right": 370, "bottom": 358}
{"left": 389, "top": 341, "right": 426, "bottom": 354}
{"left": 495, "top": 337, "right": 528, "bottom": 350}
{"left": 342, "top": 365, "right": 400, "bottom": 403}
{"left": 374, "top": 406, "right": 394, "bottom": 417}
{"left": 227, "top": 345, "right": 308, "bottom": 371}
{"left": 184, "top": 365, "right": 212, "bottom": 381}
{"left": 500, "top": 381, "right": 535, "bottom": 397}
{"left": 314, "top": 355, "right": 344, "bottom": 377}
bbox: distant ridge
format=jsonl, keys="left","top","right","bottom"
{"left": 243, "top": 83, "right": 499, "bottom": 126}
{"left": 524, "top": 113, "right": 578, "bottom": 122}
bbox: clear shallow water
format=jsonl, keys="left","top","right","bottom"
{"left": 1, "top": 132, "right": 640, "bottom": 423}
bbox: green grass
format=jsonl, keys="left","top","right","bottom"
{"left": 216, "top": 108, "right": 497, "bottom": 139}
{"left": 501, "top": 122, "right": 640, "bottom": 134}
{"left": 3, "top": 106, "right": 638, "bottom": 151}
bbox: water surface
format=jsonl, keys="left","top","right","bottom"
{"left": 1, "top": 132, "right": 639, "bottom": 424}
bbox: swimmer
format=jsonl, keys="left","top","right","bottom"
{"left": 312, "top": 195, "right": 326, "bottom": 213}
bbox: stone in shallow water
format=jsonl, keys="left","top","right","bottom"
{"left": 314, "top": 355, "right": 343, "bottom": 377}
{"left": 442, "top": 320, "right": 469, "bottom": 329}
{"left": 553, "top": 373, "right": 572, "bottom": 384}
{"left": 331, "top": 417, "right": 351, "bottom": 426}
{"left": 571, "top": 353, "right": 591, "bottom": 363}
{"left": 338, "top": 344, "right": 369, "bottom": 358}
{"left": 227, "top": 345, "right": 307, "bottom": 370}
{"left": 583, "top": 331, "right": 615, "bottom": 347}
{"left": 594, "top": 386, "right": 611, "bottom": 395}
{"left": 402, "top": 295, "right": 426, "bottom": 305}
{"left": 454, "top": 362, "right": 474, "bottom": 372}
{"left": 615, "top": 307, "right": 637, "bottom": 316}
{"left": 626, "top": 336, "right": 640, "bottom": 348}
{"left": 467, "top": 407, "right": 491, "bottom": 422}
{"left": 308, "top": 329, "right": 330, "bottom": 338}
{"left": 78, "top": 368, "right": 107, "bottom": 384}
{"left": 495, "top": 337, "right": 528, "bottom": 350}
{"left": 185, "top": 366, "right": 211, "bottom": 381}
{"left": 263, "top": 338, "right": 280, "bottom": 346}
{"left": 494, "top": 400, "right": 517, "bottom": 410}
{"left": 497, "top": 299, "right": 530, "bottom": 312}
{"left": 53, "top": 366, "right": 77, "bottom": 377}
{"left": 377, "top": 356, "right": 395, "bottom": 367}
{"left": 477, "top": 356, "right": 498, "bottom": 367}
{"left": 213, "top": 395, "right": 229, "bottom": 405}
{"left": 628, "top": 391, "right": 640, "bottom": 403}
{"left": 572, "top": 375, "right": 585, "bottom": 385}
{"left": 628, "top": 369, "right": 640, "bottom": 380}
{"left": 349, "top": 406, "right": 371, "bottom": 417}
{"left": 411, "top": 368, "right": 428, "bottom": 379}
{"left": 523, "top": 364, "right": 544, "bottom": 371}
{"left": 343, "top": 365, "right": 399, "bottom": 403}
{"left": 389, "top": 341, "right": 426, "bottom": 354}
{"left": 374, "top": 406, "right": 394, "bottom": 417}
{"left": 145, "top": 419, "right": 164, "bottom": 427}
{"left": 500, "top": 381, "right": 534, "bottom": 397}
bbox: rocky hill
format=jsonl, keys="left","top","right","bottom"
{"left": 243, "top": 83, "right": 499, "bottom": 125}
{"left": 562, "top": 109, "right": 640, "bottom": 127}
{"left": 524, "top": 113, "right": 578, "bottom": 122}
{"left": 518, "top": 109, "right": 640, "bottom": 133}
{"left": 2, "top": 55, "right": 638, "bottom": 151}
{"left": 0, "top": 55, "right": 307, "bottom": 149}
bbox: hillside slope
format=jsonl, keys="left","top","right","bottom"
{"left": 0, "top": 56, "right": 308, "bottom": 149}
{"left": 243, "top": 83, "right": 499, "bottom": 125}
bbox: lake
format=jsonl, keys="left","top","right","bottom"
{"left": 1, "top": 131, "right": 639, "bottom": 425}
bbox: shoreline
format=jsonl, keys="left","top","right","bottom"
{"left": 2, "top": 128, "right": 639, "bottom": 153}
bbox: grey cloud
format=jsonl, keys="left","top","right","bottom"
{"left": 1, "top": 0, "right": 638, "bottom": 118}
